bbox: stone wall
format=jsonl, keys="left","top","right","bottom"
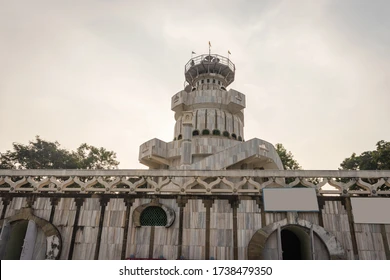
{"left": 127, "top": 198, "right": 150, "bottom": 259}
{"left": 321, "top": 200, "right": 354, "bottom": 259}
{"left": 182, "top": 199, "right": 206, "bottom": 259}
{"left": 1, "top": 195, "right": 389, "bottom": 260}
{"left": 5, "top": 197, "right": 26, "bottom": 218}
{"left": 53, "top": 198, "right": 76, "bottom": 259}
{"left": 355, "top": 224, "right": 386, "bottom": 260}
{"left": 237, "top": 200, "right": 262, "bottom": 259}
{"left": 152, "top": 199, "right": 179, "bottom": 259}
{"left": 72, "top": 198, "right": 100, "bottom": 260}
{"left": 99, "top": 198, "right": 126, "bottom": 260}
{"left": 210, "top": 200, "right": 233, "bottom": 260}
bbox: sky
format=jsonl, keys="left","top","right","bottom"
{"left": 0, "top": 0, "right": 389, "bottom": 170}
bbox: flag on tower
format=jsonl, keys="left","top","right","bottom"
{"left": 209, "top": 41, "right": 211, "bottom": 47}
{"left": 192, "top": 51, "right": 196, "bottom": 54}
{"left": 228, "top": 50, "right": 231, "bottom": 55}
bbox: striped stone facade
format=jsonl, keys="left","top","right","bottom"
{"left": 1, "top": 192, "right": 389, "bottom": 260}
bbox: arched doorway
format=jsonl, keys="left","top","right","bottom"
{"left": 1, "top": 219, "right": 45, "bottom": 260}
{"left": 281, "top": 228, "right": 302, "bottom": 260}
{"left": 3, "top": 220, "right": 29, "bottom": 260}
{"left": 261, "top": 225, "right": 312, "bottom": 260}
{"left": 247, "top": 219, "right": 344, "bottom": 260}
{"left": 0, "top": 208, "right": 62, "bottom": 260}
{"left": 280, "top": 226, "right": 311, "bottom": 260}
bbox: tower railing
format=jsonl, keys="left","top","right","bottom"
{"left": 185, "top": 54, "right": 235, "bottom": 74}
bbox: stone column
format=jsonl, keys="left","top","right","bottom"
{"left": 49, "top": 197, "right": 59, "bottom": 223}
{"left": 1, "top": 196, "right": 11, "bottom": 220}
{"left": 202, "top": 199, "right": 214, "bottom": 260}
{"left": 229, "top": 198, "right": 240, "bottom": 260}
{"left": 380, "top": 224, "right": 390, "bottom": 260}
{"left": 94, "top": 197, "right": 109, "bottom": 260}
{"left": 344, "top": 196, "right": 359, "bottom": 260}
{"left": 180, "top": 112, "right": 193, "bottom": 168}
{"left": 68, "top": 198, "right": 84, "bottom": 260}
{"left": 255, "top": 197, "right": 266, "bottom": 227}
{"left": 176, "top": 196, "right": 188, "bottom": 259}
{"left": 121, "top": 198, "right": 134, "bottom": 260}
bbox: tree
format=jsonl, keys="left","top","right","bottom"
{"left": 275, "top": 143, "right": 302, "bottom": 170}
{"left": 340, "top": 140, "right": 390, "bottom": 191}
{"left": 275, "top": 143, "right": 303, "bottom": 185}
{"left": 340, "top": 140, "right": 390, "bottom": 171}
{"left": 75, "top": 143, "right": 119, "bottom": 170}
{"left": 0, "top": 136, "right": 119, "bottom": 169}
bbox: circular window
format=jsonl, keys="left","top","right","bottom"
{"left": 140, "top": 206, "right": 167, "bottom": 226}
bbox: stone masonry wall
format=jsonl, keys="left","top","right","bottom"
{"left": 53, "top": 198, "right": 76, "bottom": 260}
{"left": 0, "top": 195, "right": 389, "bottom": 260}
{"left": 72, "top": 198, "right": 100, "bottom": 260}
{"left": 99, "top": 198, "right": 126, "bottom": 260}
{"left": 182, "top": 199, "right": 206, "bottom": 259}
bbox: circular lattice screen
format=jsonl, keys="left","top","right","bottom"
{"left": 140, "top": 206, "right": 167, "bottom": 226}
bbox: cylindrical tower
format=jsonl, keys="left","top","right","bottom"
{"left": 172, "top": 54, "right": 245, "bottom": 143}
{"left": 139, "top": 53, "right": 283, "bottom": 171}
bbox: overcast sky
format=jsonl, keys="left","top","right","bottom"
{"left": 0, "top": 0, "right": 389, "bottom": 170}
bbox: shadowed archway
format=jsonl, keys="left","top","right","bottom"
{"left": 247, "top": 218, "right": 345, "bottom": 260}
{"left": 0, "top": 207, "right": 61, "bottom": 260}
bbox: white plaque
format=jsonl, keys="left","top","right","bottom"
{"left": 351, "top": 197, "right": 390, "bottom": 224}
{"left": 263, "top": 188, "right": 319, "bottom": 212}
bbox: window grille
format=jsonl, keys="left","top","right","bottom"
{"left": 140, "top": 206, "right": 167, "bottom": 226}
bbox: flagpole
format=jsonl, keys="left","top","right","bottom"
{"left": 208, "top": 41, "right": 211, "bottom": 74}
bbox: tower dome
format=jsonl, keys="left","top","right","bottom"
{"left": 184, "top": 54, "right": 235, "bottom": 88}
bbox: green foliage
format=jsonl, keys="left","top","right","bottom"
{"left": 275, "top": 143, "right": 302, "bottom": 184}
{"left": 275, "top": 143, "right": 301, "bottom": 170}
{"left": 340, "top": 140, "right": 390, "bottom": 171}
{"left": 75, "top": 143, "right": 119, "bottom": 169}
{"left": 339, "top": 140, "right": 390, "bottom": 190}
{"left": 0, "top": 136, "right": 119, "bottom": 169}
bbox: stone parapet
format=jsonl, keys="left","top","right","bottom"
{"left": 1, "top": 169, "right": 389, "bottom": 196}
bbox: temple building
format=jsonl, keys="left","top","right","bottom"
{"left": 0, "top": 54, "right": 390, "bottom": 260}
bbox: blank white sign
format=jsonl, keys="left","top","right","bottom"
{"left": 263, "top": 188, "right": 319, "bottom": 212}
{"left": 351, "top": 198, "right": 390, "bottom": 224}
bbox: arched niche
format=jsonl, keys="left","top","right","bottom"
{"left": 248, "top": 218, "right": 345, "bottom": 260}
{"left": 132, "top": 201, "right": 175, "bottom": 228}
{"left": 0, "top": 207, "right": 61, "bottom": 260}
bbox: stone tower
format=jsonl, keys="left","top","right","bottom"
{"left": 139, "top": 54, "right": 283, "bottom": 170}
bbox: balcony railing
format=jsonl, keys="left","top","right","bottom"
{"left": 185, "top": 54, "right": 235, "bottom": 73}
{"left": 0, "top": 169, "right": 389, "bottom": 196}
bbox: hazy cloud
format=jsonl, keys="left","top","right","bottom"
{"left": 1, "top": 0, "right": 389, "bottom": 169}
